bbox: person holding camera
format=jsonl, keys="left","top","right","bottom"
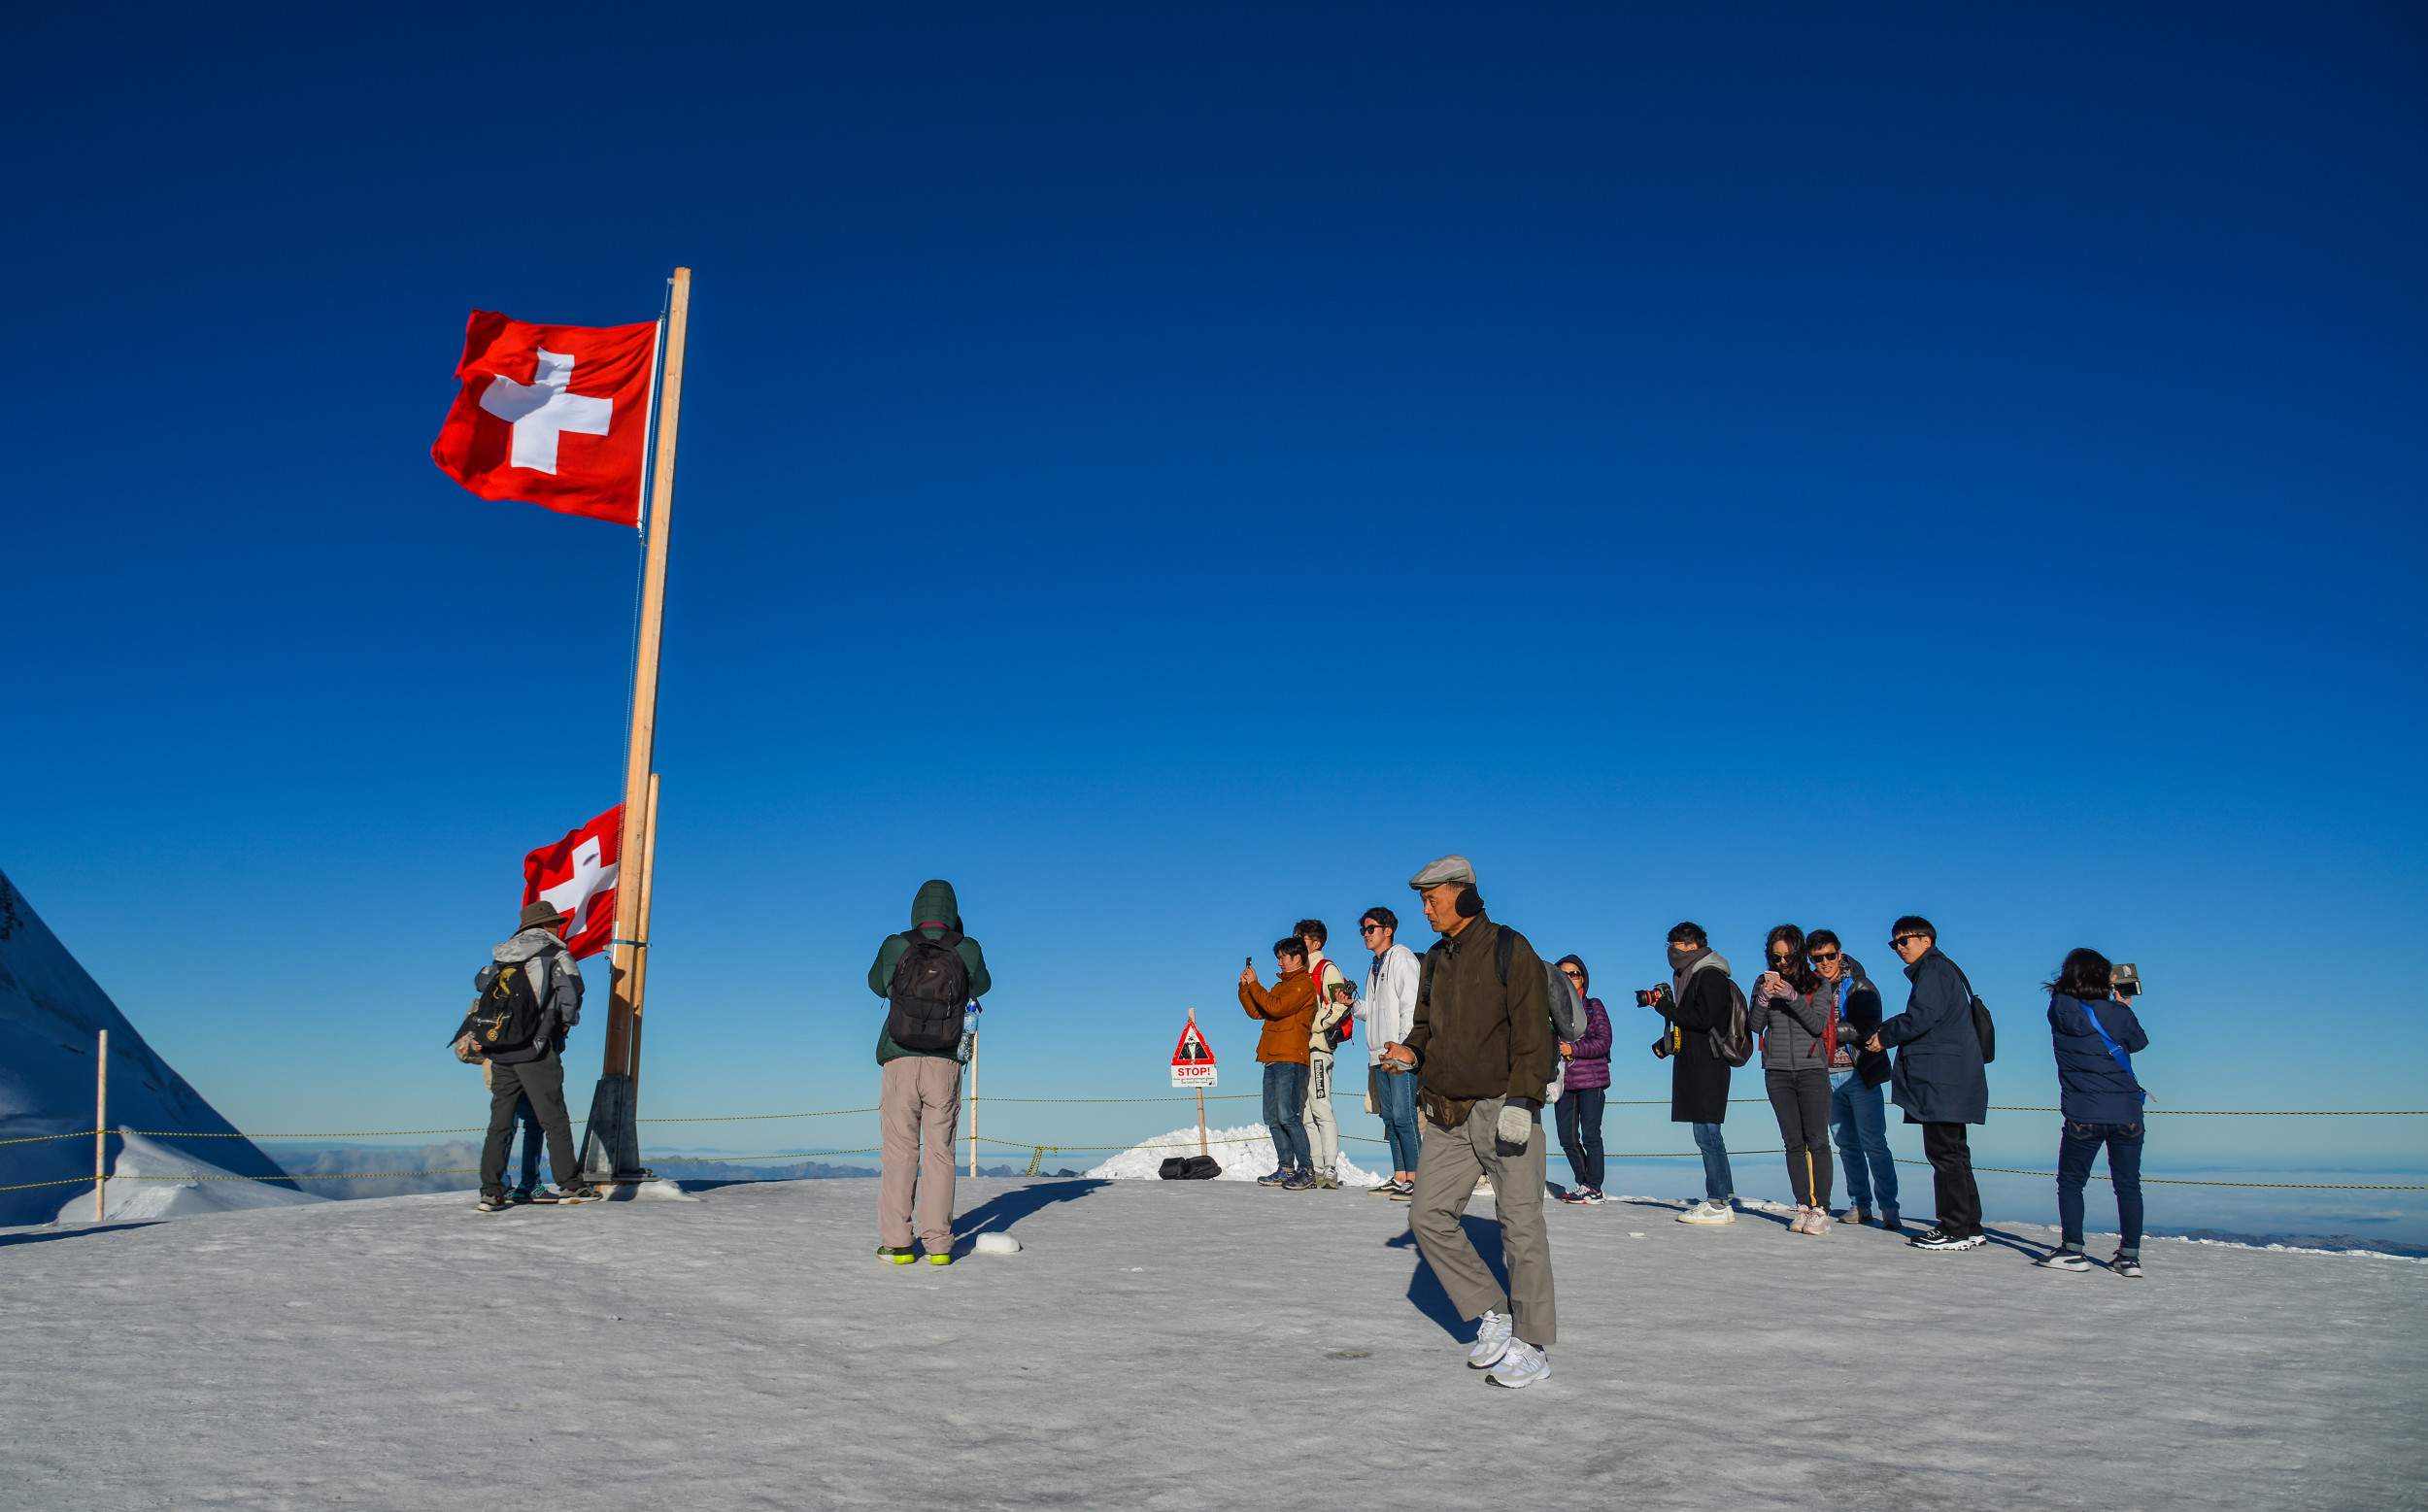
{"left": 2038, "top": 949, "right": 2150, "bottom": 1276}
{"left": 1808, "top": 930, "right": 1898, "bottom": 1228}
{"left": 1866, "top": 917, "right": 1989, "bottom": 1252}
{"left": 1646, "top": 922, "right": 1742, "bottom": 1225}
{"left": 1381, "top": 854, "right": 1557, "bottom": 1388}
{"left": 1748, "top": 924, "right": 1838, "bottom": 1235}
{"left": 1239, "top": 937, "right": 1320, "bottom": 1191}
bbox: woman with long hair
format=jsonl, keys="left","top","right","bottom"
{"left": 2039, "top": 948, "right": 2151, "bottom": 1275}
{"left": 1748, "top": 924, "right": 1838, "bottom": 1234}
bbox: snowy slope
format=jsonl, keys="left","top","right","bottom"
{"left": 61, "top": 1129, "right": 328, "bottom": 1221}
{"left": 0, "top": 868, "right": 296, "bottom": 1224}
{"left": 1, "top": 1179, "right": 2419, "bottom": 1509}
{"left": 1085, "top": 1122, "right": 1383, "bottom": 1185}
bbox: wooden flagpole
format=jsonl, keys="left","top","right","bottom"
{"left": 624, "top": 771, "right": 661, "bottom": 1107}
{"left": 587, "top": 268, "right": 689, "bottom": 1182}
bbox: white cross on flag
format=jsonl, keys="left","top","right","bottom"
{"left": 522, "top": 804, "right": 624, "bottom": 958}
{"left": 432, "top": 311, "right": 656, "bottom": 526}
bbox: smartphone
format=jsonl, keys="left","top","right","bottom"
{"left": 1244, "top": 955, "right": 1254, "bottom": 970}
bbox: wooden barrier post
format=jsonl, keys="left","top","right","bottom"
{"left": 93, "top": 1028, "right": 107, "bottom": 1221}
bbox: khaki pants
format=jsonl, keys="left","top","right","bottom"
{"left": 1303, "top": 1050, "right": 1338, "bottom": 1171}
{"left": 879, "top": 1055, "right": 961, "bottom": 1255}
{"left": 1408, "top": 1095, "right": 1556, "bottom": 1347}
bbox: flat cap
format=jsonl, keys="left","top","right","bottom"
{"left": 1407, "top": 854, "right": 1476, "bottom": 890}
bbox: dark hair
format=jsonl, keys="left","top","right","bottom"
{"left": 2047, "top": 948, "right": 2113, "bottom": 1001}
{"left": 1806, "top": 928, "right": 1840, "bottom": 953}
{"left": 1554, "top": 954, "right": 1590, "bottom": 994}
{"left": 1766, "top": 924, "right": 1820, "bottom": 994}
{"left": 1293, "top": 919, "right": 1328, "bottom": 947}
{"left": 1890, "top": 916, "right": 1937, "bottom": 943}
{"left": 1273, "top": 937, "right": 1307, "bottom": 961}
{"left": 1668, "top": 922, "right": 1708, "bottom": 948}
{"left": 1361, "top": 906, "right": 1399, "bottom": 934}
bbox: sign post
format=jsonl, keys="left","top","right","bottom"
{"left": 1170, "top": 1011, "right": 1217, "bottom": 1158}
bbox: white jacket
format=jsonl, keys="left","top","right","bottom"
{"left": 1355, "top": 943, "right": 1421, "bottom": 1066}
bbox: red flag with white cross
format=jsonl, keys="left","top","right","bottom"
{"left": 432, "top": 312, "right": 657, "bottom": 526}
{"left": 523, "top": 805, "right": 624, "bottom": 958}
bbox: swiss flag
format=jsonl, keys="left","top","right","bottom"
{"left": 523, "top": 805, "right": 624, "bottom": 958}
{"left": 432, "top": 311, "right": 657, "bottom": 526}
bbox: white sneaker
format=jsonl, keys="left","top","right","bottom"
{"left": 1676, "top": 1198, "right": 1735, "bottom": 1226}
{"left": 1466, "top": 1309, "right": 1515, "bottom": 1369}
{"left": 1487, "top": 1338, "right": 1551, "bottom": 1389}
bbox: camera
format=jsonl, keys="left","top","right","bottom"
{"left": 2112, "top": 962, "right": 2142, "bottom": 998}
{"left": 1635, "top": 983, "right": 1673, "bottom": 1009}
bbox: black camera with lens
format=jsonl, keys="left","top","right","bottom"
{"left": 1635, "top": 983, "right": 1673, "bottom": 1010}
{"left": 2112, "top": 962, "right": 2142, "bottom": 999}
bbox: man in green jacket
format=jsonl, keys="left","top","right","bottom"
{"left": 1380, "top": 854, "right": 1558, "bottom": 1389}
{"left": 867, "top": 879, "right": 993, "bottom": 1264}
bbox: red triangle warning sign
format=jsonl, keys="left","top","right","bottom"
{"left": 1171, "top": 1017, "right": 1217, "bottom": 1088}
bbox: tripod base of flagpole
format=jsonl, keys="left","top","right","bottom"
{"left": 580, "top": 1073, "right": 650, "bottom": 1184}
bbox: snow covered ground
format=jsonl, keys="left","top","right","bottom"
{"left": 3, "top": 1176, "right": 2420, "bottom": 1510}
{"left": 1085, "top": 1122, "right": 1383, "bottom": 1185}
{"left": 63, "top": 1128, "right": 329, "bottom": 1222}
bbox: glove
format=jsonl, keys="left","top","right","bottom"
{"left": 1495, "top": 1101, "right": 1534, "bottom": 1150}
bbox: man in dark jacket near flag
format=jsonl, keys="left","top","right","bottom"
{"left": 867, "top": 879, "right": 993, "bottom": 1265}
{"left": 1869, "top": 916, "right": 1989, "bottom": 1251}
{"left": 460, "top": 900, "right": 597, "bottom": 1212}
{"left": 1381, "top": 855, "right": 1558, "bottom": 1389}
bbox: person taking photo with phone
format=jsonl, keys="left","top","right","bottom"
{"left": 1748, "top": 924, "right": 1837, "bottom": 1235}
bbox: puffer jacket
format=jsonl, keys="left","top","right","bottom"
{"left": 1239, "top": 969, "right": 1317, "bottom": 1064}
{"left": 1747, "top": 973, "right": 1835, "bottom": 1072}
{"left": 470, "top": 927, "right": 584, "bottom": 1065}
{"left": 2049, "top": 993, "right": 2149, "bottom": 1123}
{"left": 1561, "top": 998, "right": 1613, "bottom": 1091}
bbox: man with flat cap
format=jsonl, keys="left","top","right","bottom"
{"left": 1378, "top": 855, "right": 1559, "bottom": 1388}
{"left": 455, "top": 899, "right": 598, "bottom": 1211}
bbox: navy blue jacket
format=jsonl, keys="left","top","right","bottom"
{"left": 1876, "top": 947, "right": 1989, "bottom": 1125}
{"left": 2048, "top": 993, "right": 2149, "bottom": 1124}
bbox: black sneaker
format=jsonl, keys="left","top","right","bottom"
{"left": 1256, "top": 1167, "right": 1291, "bottom": 1187}
{"left": 2109, "top": 1251, "right": 2144, "bottom": 1278}
{"left": 523, "top": 1187, "right": 561, "bottom": 1204}
{"left": 1909, "top": 1226, "right": 1986, "bottom": 1251}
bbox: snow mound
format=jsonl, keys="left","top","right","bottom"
{"left": 974, "top": 1231, "right": 1020, "bottom": 1255}
{"left": 1085, "top": 1125, "right": 1383, "bottom": 1186}
{"left": 62, "top": 1129, "right": 328, "bottom": 1222}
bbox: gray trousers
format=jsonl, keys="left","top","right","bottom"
{"left": 1409, "top": 1094, "right": 1556, "bottom": 1347}
{"left": 481, "top": 1048, "right": 579, "bottom": 1197}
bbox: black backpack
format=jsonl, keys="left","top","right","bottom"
{"left": 1158, "top": 1155, "right": 1223, "bottom": 1180}
{"left": 1950, "top": 960, "right": 1996, "bottom": 1064}
{"left": 457, "top": 959, "right": 545, "bottom": 1057}
{"left": 887, "top": 930, "right": 971, "bottom": 1053}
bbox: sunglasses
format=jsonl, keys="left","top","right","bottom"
{"left": 1809, "top": 950, "right": 1840, "bottom": 963}
{"left": 1360, "top": 923, "right": 1387, "bottom": 934}
{"left": 1891, "top": 934, "right": 1927, "bottom": 948}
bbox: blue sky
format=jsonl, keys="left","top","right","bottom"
{"left": 4, "top": 5, "right": 2421, "bottom": 1214}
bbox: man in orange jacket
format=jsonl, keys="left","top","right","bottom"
{"left": 1239, "top": 937, "right": 1319, "bottom": 1190}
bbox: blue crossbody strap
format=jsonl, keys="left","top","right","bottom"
{"left": 2079, "top": 999, "right": 2147, "bottom": 1104}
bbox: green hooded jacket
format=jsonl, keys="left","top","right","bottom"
{"left": 868, "top": 879, "right": 993, "bottom": 1063}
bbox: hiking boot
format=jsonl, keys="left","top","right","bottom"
{"left": 2037, "top": 1248, "right": 2093, "bottom": 1271}
{"left": 1256, "top": 1167, "right": 1291, "bottom": 1187}
{"left": 1467, "top": 1309, "right": 1515, "bottom": 1369}
{"left": 877, "top": 1246, "right": 916, "bottom": 1264}
{"left": 1487, "top": 1338, "right": 1551, "bottom": 1389}
{"left": 1676, "top": 1198, "right": 1735, "bottom": 1226}
{"left": 1281, "top": 1167, "right": 1316, "bottom": 1191}
{"left": 1909, "top": 1226, "right": 1985, "bottom": 1251}
{"left": 2109, "top": 1251, "right": 2144, "bottom": 1278}
{"left": 476, "top": 1194, "right": 510, "bottom": 1213}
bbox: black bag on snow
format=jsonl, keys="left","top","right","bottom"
{"left": 887, "top": 930, "right": 971, "bottom": 1053}
{"left": 1182, "top": 1154, "right": 1222, "bottom": 1179}
{"left": 456, "top": 960, "right": 545, "bottom": 1057}
{"left": 1159, "top": 1157, "right": 1188, "bottom": 1179}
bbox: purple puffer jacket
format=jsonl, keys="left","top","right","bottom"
{"left": 1561, "top": 998, "right": 1614, "bottom": 1091}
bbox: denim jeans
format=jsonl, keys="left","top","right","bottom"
{"left": 1691, "top": 1122, "right": 1733, "bottom": 1202}
{"left": 1375, "top": 1064, "right": 1422, "bottom": 1173}
{"left": 513, "top": 1092, "right": 544, "bottom": 1192}
{"left": 2057, "top": 1119, "right": 2144, "bottom": 1252}
{"left": 1829, "top": 1070, "right": 1898, "bottom": 1215}
{"left": 1557, "top": 1088, "right": 1606, "bottom": 1192}
{"left": 1262, "top": 1060, "right": 1312, "bottom": 1171}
